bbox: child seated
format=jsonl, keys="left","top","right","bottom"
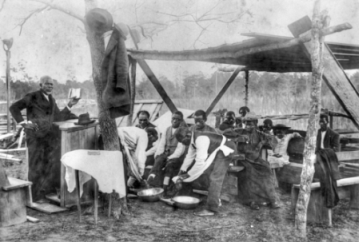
{"left": 268, "top": 124, "right": 301, "bottom": 167}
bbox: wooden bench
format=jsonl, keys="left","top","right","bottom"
{"left": 287, "top": 150, "right": 359, "bottom": 226}
{"left": 1, "top": 176, "right": 32, "bottom": 227}
{"left": 291, "top": 176, "right": 359, "bottom": 226}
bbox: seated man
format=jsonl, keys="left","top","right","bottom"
{"left": 147, "top": 111, "right": 186, "bottom": 197}
{"left": 173, "top": 127, "right": 237, "bottom": 216}
{"left": 224, "top": 112, "right": 280, "bottom": 210}
{"left": 263, "top": 119, "right": 274, "bottom": 135}
{"left": 315, "top": 114, "right": 341, "bottom": 211}
{"left": 219, "top": 111, "right": 236, "bottom": 131}
{"left": 235, "top": 117, "right": 244, "bottom": 129}
{"left": 267, "top": 124, "right": 301, "bottom": 167}
{"left": 237, "top": 106, "right": 250, "bottom": 129}
{"left": 316, "top": 114, "right": 340, "bottom": 152}
{"left": 135, "top": 110, "right": 160, "bottom": 135}
{"left": 117, "top": 126, "right": 149, "bottom": 187}
{"left": 189, "top": 109, "right": 217, "bottom": 133}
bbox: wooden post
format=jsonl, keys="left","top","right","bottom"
{"left": 293, "top": 0, "right": 324, "bottom": 238}
{"left": 127, "top": 28, "right": 177, "bottom": 114}
{"left": 94, "top": 180, "right": 98, "bottom": 224}
{"left": 2, "top": 43, "right": 12, "bottom": 133}
{"left": 244, "top": 70, "right": 249, "bottom": 107}
{"left": 205, "top": 67, "right": 243, "bottom": 116}
{"left": 128, "top": 57, "right": 137, "bottom": 126}
{"left": 137, "top": 60, "right": 178, "bottom": 113}
{"left": 75, "top": 170, "right": 82, "bottom": 222}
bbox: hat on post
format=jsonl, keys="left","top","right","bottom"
{"left": 75, "top": 113, "right": 95, "bottom": 125}
{"left": 85, "top": 8, "right": 113, "bottom": 34}
{"left": 273, "top": 124, "right": 291, "bottom": 130}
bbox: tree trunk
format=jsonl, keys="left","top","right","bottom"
{"left": 295, "top": 0, "right": 324, "bottom": 238}
{"left": 83, "top": 0, "right": 126, "bottom": 217}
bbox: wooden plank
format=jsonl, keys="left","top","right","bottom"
{"left": 0, "top": 148, "right": 28, "bottom": 181}
{"left": 2, "top": 177, "right": 31, "bottom": 191}
{"left": 205, "top": 67, "right": 243, "bottom": 116}
{"left": 336, "top": 151, "right": 359, "bottom": 162}
{"left": 0, "top": 187, "right": 27, "bottom": 227}
{"left": 150, "top": 103, "right": 163, "bottom": 122}
{"left": 137, "top": 59, "right": 177, "bottom": 113}
{"left": 288, "top": 16, "right": 359, "bottom": 129}
{"left": 28, "top": 202, "right": 68, "bottom": 214}
{"left": 26, "top": 216, "right": 40, "bottom": 223}
{"left": 147, "top": 103, "right": 158, "bottom": 121}
{"left": 0, "top": 164, "right": 10, "bottom": 187}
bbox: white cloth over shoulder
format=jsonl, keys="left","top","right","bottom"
{"left": 173, "top": 135, "right": 234, "bottom": 183}
{"left": 61, "top": 150, "right": 126, "bottom": 198}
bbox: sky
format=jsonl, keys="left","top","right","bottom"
{"left": 0, "top": 0, "right": 358, "bottom": 84}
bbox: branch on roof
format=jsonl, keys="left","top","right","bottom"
{"left": 128, "top": 22, "right": 352, "bottom": 61}
{"left": 233, "top": 22, "right": 352, "bottom": 58}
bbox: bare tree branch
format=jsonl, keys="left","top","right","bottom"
{"left": 192, "top": 22, "right": 213, "bottom": 48}
{"left": 17, "top": 6, "right": 49, "bottom": 35}
{"left": 0, "top": 0, "right": 6, "bottom": 12}
{"left": 29, "top": 0, "right": 84, "bottom": 23}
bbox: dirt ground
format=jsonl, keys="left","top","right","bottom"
{"left": 1, "top": 190, "right": 359, "bottom": 242}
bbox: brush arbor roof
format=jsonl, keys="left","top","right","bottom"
{"left": 128, "top": 32, "right": 359, "bottom": 73}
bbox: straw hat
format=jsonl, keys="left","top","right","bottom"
{"left": 85, "top": 8, "right": 113, "bottom": 33}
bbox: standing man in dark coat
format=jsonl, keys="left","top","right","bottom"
{"left": 10, "top": 76, "right": 78, "bottom": 201}
{"left": 316, "top": 114, "right": 340, "bottom": 152}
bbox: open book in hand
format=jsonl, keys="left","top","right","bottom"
{"left": 68, "top": 88, "right": 81, "bottom": 99}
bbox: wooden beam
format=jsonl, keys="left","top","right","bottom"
{"left": 137, "top": 59, "right": 177, "bottom": 113}
{"left": 128, "top": 57, "right": 137, "bottom": 126}
{"left": 205, "top": 67, "right": 243, "bottom": 116}
{"left": 128, "top": 23, "right": 352, "bottom": 62}
{"left": 289, "top": 16, "right": 359, "bottom": 129}
{"left": 244, "top": 70, "right": 249, "bottom": 106}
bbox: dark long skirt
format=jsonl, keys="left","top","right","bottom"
{"left": 236, "top": 158, "right": 278, "bottom": 205}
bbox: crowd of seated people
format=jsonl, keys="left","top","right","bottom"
{"left": 117, "top": 107, "right": 339, "bottom": 216}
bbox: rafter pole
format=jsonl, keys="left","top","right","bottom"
{"left": 137, "top": 60, "right": 177, "bottom": 113}
{"left": 128, "top": 57, "right": 137, "bottom": 126}
{"left": 244, "top": 70, "right": 249, "bottom": 107}
{"left": 128, "top": 22, "right": 352, "bottom": 62}
{"left": 205, "top": 67, "right": 244, "bottom": 117}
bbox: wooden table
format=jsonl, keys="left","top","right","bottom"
{"left": 46, "top": 119, "right": 99, "bottom": 208}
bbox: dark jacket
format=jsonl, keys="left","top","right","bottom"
{"left": 316, "top": 128, "right": 340, "bottom": 152}
{"left": 315, "top": 149, "right": 341, "bottom": 208}
{"left": 10, "top": 90, "right": 76, "bottom": 137}
{"left": 101, "top": 26, "right": 131, "bottom": 119}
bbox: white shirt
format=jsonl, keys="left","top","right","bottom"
{"left": 320, "top": 130, "right": 327, "bottom": 149}
{"left": 154, "top": 126, "right": 186, "bottom": 159}
{"left": 180, "top": 135, "right": 210, "bottom": 173}
{"left": 274, "top": 132, "right": 301, "bottom": 156}
{"left": 102, "top": 30, "right": 113, "bottom": 50}
{"left": 117, "top": 127, "right": 148, "bottom": 173}
{"left": 145, "top": 140, "right": 158, "bottom": 157}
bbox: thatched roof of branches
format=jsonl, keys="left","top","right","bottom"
{"left": 128, "top": 32, "right": 359, "bottom": 73}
